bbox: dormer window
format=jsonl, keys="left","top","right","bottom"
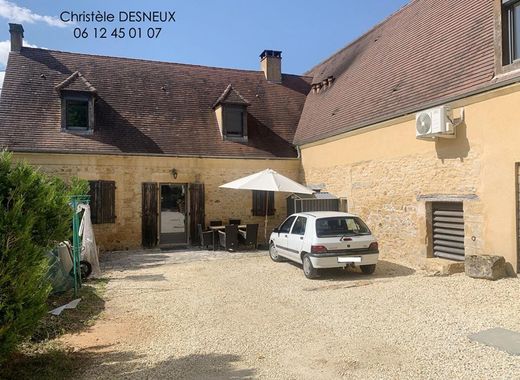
{"left": 55, "top": 71, "right": 97, "bottom": 133}
{"left": 223, "top": 105, "right": 247, "bottom": 138}
{"left": 213, "top": 84, "right": 250, "bottom": 141}
{"left": 64, "top": 93, "right": 90, "bottom": 131}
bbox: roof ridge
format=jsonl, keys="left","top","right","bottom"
{"left": 304, "top": 0, "right": 417, "bottom": 76}
{"left": 21, "top": 46, "right": 311, "bottom": 78}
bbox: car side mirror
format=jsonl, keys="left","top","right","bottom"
{"left": 273, "top": 227, "right": 279, "bottom": 233}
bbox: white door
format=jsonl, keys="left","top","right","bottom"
{"left": 287, "top": 216, "right": 307, "bottom": 263}
{"left": 274, "top": 216, "right": 297, "bottom": 258}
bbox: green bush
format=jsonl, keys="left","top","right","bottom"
{"left": 0, "top": 151, "right": 88, "bottom": 362}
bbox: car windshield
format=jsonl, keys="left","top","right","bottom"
{"left": 315, "top": 217, "right": 371, "bottom": 237}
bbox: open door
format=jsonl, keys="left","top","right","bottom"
{"left": 159, "top": 184, "right": 188, "bottom": 246}
{"left": 189, "top": 183, "right": 205, "bottom": 245}
{"left": 142, "top": 182, "right": 158, "bottom": 248}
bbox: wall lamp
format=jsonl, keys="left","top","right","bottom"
{"left": 171, "top": 168, "right": 178, "bottom": 179}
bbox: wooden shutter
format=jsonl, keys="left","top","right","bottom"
{"left": 189, "top": 183, "right": 205, "bottom": 244}
{"left": 142, "top": 182, "right": 158, "bottom": 248}
{"left": 88, "top": 180, "right": 100, "bottom": 224}
{"left": 252, "top": 191, "right": 275, "bottom": 216}
{"left": 88, "top": 180, "right": 116, "bottom": 224}
{"left": 100, "top": 181, "right": 116, "bottom": 223}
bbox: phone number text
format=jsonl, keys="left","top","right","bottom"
{"left": 73, "top": 27, "right": 162, "bottom": 39}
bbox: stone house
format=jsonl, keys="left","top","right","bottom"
{"left": 0, "top": 26, "right": 310, "bottom": 250}
{"left": 2, "top": 0, "right": 520, "bottom": 272}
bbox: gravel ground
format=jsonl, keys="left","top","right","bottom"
{"left": 65, "top": 249, "right": 520, "bottom": 379}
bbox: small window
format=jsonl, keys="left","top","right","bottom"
{"left": 88, "top": 180, "right": 116, "bottom": 224}
{"left": 291, "top": 216, "right": 307, "bottom": 235}
{"left": 66, "top": 98, "right": 89, "bottom": 130}
{"left": 252, "top": 190, "right": 275, "bottom": 216}
{"left": 315, "top": 217, "right": 371, "bottom": 238}
{"left": 503, "top": 0, "right": 520, "bottom": 65}
{"left": 61, "top": 92, "right": 94, "bottom": 132}
{"left": 279, "top": 216, "right": 296, "bottom": 233}
{"left": 224, "top": 106, "right": 247, "bottom": 139}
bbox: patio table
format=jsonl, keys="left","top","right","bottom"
{"left": 208, "top": 225, "right": 247, "bottom": 250}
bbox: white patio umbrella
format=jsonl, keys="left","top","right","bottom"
{"left": 219, "top": 169, "right": 313, "bottom": 242}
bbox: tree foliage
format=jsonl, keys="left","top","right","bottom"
{"left": 0, "top": 151, "right": 88, "bottom": 361}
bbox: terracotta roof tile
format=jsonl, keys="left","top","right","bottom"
{"left": 294, "top": 0, "right": 498, "bottom": 145}
{"left": 55, "top": 71, "right": 97, "bottom": 93}
{"left": 0, "top": 48, "right": 311, "bottom": 158}
{"left": 212, "top": 84, "right": 250, "bottom": 108}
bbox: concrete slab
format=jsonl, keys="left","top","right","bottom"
{"left": 469, "top": 328, "right": 520, "bottom": 356}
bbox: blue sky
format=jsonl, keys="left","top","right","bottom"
{"left": 0, "top": 0, "right": 409, "bottom": 88}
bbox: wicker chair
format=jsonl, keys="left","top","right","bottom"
{"left": 218, "top": 224, "right": 238, "bottom": 251}
{"left": 239, "top": 224, "right": 259, "bottom": 249}
{"left": 197, "top": 224, "right": 213, "bottom": 249}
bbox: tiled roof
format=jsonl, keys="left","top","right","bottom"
{"left": 294, "top": 0, "right": 498, "bottom": 145}
{"left": 212, "top": 84, "right": 250, "bottom": 108}
{"left": 55, "top": 71, "right": 97, "bottom": 93}
{"left": 0, "top": 48, "right": 311, "bottom": 158}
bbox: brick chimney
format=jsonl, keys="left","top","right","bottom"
{"left": 9, "top": 23, "right": 24, "bottom": 52}
{"left": 260, "top": 50, "right": 282, "bottom": 83}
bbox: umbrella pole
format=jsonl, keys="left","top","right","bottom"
{"left": 264, "top": 190, "right": 269, "bottom": 243}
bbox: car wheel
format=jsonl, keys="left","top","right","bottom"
{"left": 360, "top": 264, "right": 376, "bottom": 275}
{"left": 269, "top": 242, "right": 284, "bottom": 262}
{"left": 302, "top": 254, "right": 319, "bottom": 279}
{"left": 80, "top": 260, "right": 92, "bottom": 279}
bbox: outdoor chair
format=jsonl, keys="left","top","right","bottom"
{"left": 229, "top": 218, "right": 241, "bottom": 225}
{"left": 210, "top": 220, "right": 223, "bottom": 226}
{"left": 239, "top": 223, "right": 258, "bottom": 249}
{"left": 218, "top": 224, "right": 239, "bottom": 251}
{"left": 198, "top": 224, "right": 213, "bottom": 249}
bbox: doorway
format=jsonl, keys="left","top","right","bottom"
{"left": 160, "top": 184, "right": 188, "bottom": 246}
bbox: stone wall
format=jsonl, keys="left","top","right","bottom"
{"left": 301, "top": 148, "right": 483, "bottom": 266}
{"left": 300, "top": 85, "right": 520, "bottom": 271}
{"left": 13, "top": 153, "right": 300, "bottom": 251}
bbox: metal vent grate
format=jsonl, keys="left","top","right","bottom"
{"left": 432, "top": 202, "right": 465, "bottom": 261}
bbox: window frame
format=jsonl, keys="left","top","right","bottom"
{"left": 279, "top": 216, "right": 296, "bottom": 234}
{"left": 223, "top": 105, "right": 248, "bottom": 141}
{"left": 61, "top": 91, "right": 95, "bottom": 133}
{"left": 290, "top": 216, "right": 307, "bottom": 236}
{"left": 497, "top": 0, "right": 520, "bottom": 72}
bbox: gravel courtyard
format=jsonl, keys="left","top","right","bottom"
{"left": 64, "top": 249, "right": 520, "bottom": 379}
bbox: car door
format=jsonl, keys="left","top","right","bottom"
{"left": 287, "top": 216, "right": 307, "bottom": 263}
{"left": 274, "top": 216, "right": 297, "bottom": 258}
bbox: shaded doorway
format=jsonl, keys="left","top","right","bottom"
{"left": 160, "top": 184, "right": 188, "bottom": 246}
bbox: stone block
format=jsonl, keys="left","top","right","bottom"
{"left": 465, "top": 255, "right": 508, "bottom": 280}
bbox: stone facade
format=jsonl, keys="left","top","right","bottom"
{"left": 13, "top": 153, "right": 300, "bottom": 251}
{"left": 300, "top": 85, "right": 520, "bottom": 271}
{"left": 301, "top": 148, "right": 483, "bottom": 267}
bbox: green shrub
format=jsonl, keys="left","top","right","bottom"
{"left": 0, "top": 151, "right": 88, "bottom": 362}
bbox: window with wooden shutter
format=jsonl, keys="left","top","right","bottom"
{"left": 252, "top": 190, "right": 275, "bottom": 216}
{"left": 88, "top": 180, "right": 116, "bottom": 224}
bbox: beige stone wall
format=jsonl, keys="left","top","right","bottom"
{"left": 300, "top": 84, "right": 520, "bottom": 271}
{"left": 13, "top": 153, "right": 300, "bottom": 251}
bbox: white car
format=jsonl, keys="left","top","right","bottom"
{"left": 269, "top": 211, "right": 379, "bottom": 279}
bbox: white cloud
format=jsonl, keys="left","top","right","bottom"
{"left": 0, "top": 0, "right": 66, "bottom": 27}
{"left": 0, "top": 38, "right": 39, "bottom": 67}
{"left": 0, "top": 39, "right": 41, "bottom": 92}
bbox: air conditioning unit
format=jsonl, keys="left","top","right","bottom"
{"left": 415, "top": 105, "right": 455, "bottom": 139}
